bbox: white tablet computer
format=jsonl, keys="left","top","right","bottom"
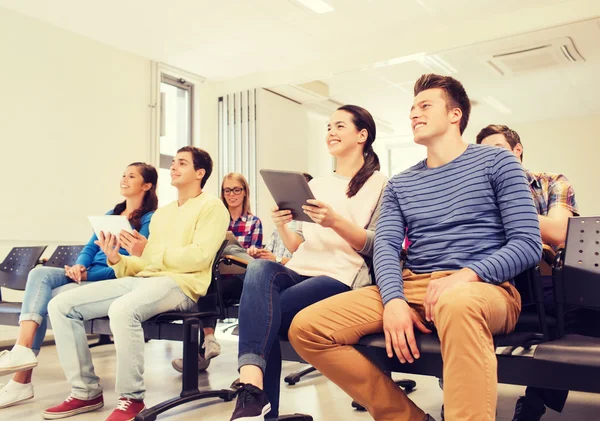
{"left": 88, "top": 215, "right": 133, "bottom": 238}
{"left": 259, "top": 169, "right": 315, "bottom": 223}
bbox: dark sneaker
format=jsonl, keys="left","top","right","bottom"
{"left": 441, "top": 404, "right": 445, "bottom": 421}
{"left": 230, "top": 383, "right": 271, "bottom": 421}
{"left": 43, "top": 395, "right": 104, "bottom": 419}
{"left": 105, "top": 398, "right": 146, "bottom": 421}
{"left": 513, "top": 396, "right": 546, "bottom": 421}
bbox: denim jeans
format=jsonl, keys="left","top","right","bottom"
{"left": 20, "top": 266, "right": 95, "bottom": 353}
{"left": 48, "top": 276, "right": 194, "bottom": 400}
{"left": 237, "top": 259, "right": 351, "bottom": 419}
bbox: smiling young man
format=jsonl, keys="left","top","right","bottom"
{"left": 289, "top": 74, "right": 542, "bottom": 421}
{"left": 42, "top": 146, "right": 229, "bottom": 421}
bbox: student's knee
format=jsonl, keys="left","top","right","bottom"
{"left": 288, "top": 307, "right": 320, "bottom": 350}
{"left": 108, "top": 297, "right": 138, "bottom": 325}
{"left": 27, "top": 266, "right": 54, "bottom": 287}
{"left": 244, "top": 259, "right": 283, "bottom": 287}
{"left": 435, "top": 284, "right": 485, "bottom": 329}
{"left": 47, "top": 294, "right": 71, "bottom": 320}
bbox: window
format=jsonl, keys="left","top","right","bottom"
{"left": 157, "top": 75, "right": 193, "bottom": 206}
{"left": 218, "top": 90, "right": 258, "bottom": 213}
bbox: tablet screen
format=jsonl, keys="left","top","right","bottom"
{"left": 88, "top": 215, "right": 133, "bottom": 238}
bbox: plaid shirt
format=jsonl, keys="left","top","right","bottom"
{"left": 526, "top": 171, "right": 579, "bottom": 217}
{"left": 264, "top": 220, "right": 301, "bottom": 259}
{"left": 229, "top": 213, "right": 263, "bottom": 249}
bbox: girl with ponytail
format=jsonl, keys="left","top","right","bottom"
{"left": 229, "top": 105, "right": 388, "bottom": 421}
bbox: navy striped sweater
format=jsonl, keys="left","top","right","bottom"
{"left": 374, "top": 144, "right": 542, "bottom": 304}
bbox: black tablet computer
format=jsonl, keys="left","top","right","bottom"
{"left": 259, "top": 169, "right": 316, "bottom": 223}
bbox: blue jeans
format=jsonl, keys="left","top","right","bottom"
{"left": 20, "top": 266, "right": 94, "bottom": 353}
{"left": 237, "top": 259, "right": 351, "bottom": 419}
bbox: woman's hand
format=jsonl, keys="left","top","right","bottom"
{"left": 271, "top": 205, "right": 293, "bottom": 227}
{"left": 247, "top": 246, "right": 262, "bottom": 258}
{"left": 119, "top": 230, "right": 148, "bottom": 257}
{"left": 64, "top": 264, "right": 87, "bottom": 283}
{"left": 257, "top": 249, "right": 276, "bottom": 261}
{"left": 302, "top": 199, "right": 338, "bottom": 228}
{"left": 94, "top": 232, "right": 122, "bottom": 265}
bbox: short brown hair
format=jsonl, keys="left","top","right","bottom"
{"left": 177, "top": 146, "right": 213, "bottom": 188}
{"left": 413, "top": 74, "right": 471, "bottom": 134}
{"left": 476, "top": 124, "right": 523, "bottom": 161}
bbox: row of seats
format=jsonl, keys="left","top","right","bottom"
{"left": 2, "top": 217, "right": 600, "bottom": 420}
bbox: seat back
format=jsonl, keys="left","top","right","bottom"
{"left": 553, "top": 216, "right": 600, "bottom": 337}
{"left": 44, "top": 245, "right": 85, "bottom": 268}
{"left": 0, "top": 246, "right": 47, "bottom": 290}
{"left": 195, "top": 240, "right": 229, "bottom": 317}
{"left": 560, "top": 216, "right": 600, "bottom": 309}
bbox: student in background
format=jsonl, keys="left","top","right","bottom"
{"left": 477, "top": 124, "right": 578, "bottom": 421}
{"left": 247, "top": 173, "right": 313, "bottom": 266}
{"left": 42, "top": 147, "right": 229, "bottom": 421}
{"left": 0, "top": 163, "right": 158, "bottom": 410}
{"left": 230, "top": 105, "right": 388, "bottom": 421}
{"left": 290, "top": 74, "right": 542, "bottom": 421}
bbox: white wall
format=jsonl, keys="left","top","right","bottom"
{"left": 511, "top": 114, "right": 600, "bottom": 216}
{"left": 255, "top": 90, "right": 310, "bottom": 237}
{"left": 0, "top": 7, "right": 152, "bottom": 243}
{"left": 306, "top": 111, "right": 333, "bottom": 179}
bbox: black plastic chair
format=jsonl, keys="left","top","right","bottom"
{"left": 43, "top": 245, "right": 85, "bottom": 268}
{"left": 533, "top": 216, "right": 600, "bottom": 367}
{"left": 134, "top": 240, "right": 235, "bottom": 421}
{"left": 0, "top": 246, "right": 47, "bottom": 326}
{"left": 0, "top": 246, "right": 47, "bottom": 290}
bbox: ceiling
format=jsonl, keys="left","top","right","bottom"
{"left": 0, "top": 0, "right": 574, "bottom": 80}
{"left": 296, "top": 17, "right": 600, "bottom": 141}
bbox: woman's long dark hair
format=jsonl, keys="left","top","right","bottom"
{"left": 113, "top": 162, "right": 159, "bottom": 230}
{"left": 337, "top": 105, "right": 381, "bottom": 198}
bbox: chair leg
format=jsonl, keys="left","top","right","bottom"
{"left": 284, "top": 365, "right": 318, "bottom": 385}
{"left": 89, "top": 334, "right": 113, "bottom": 348}
{"left": 135, "top": 318, "right": 234, "bottom": 421}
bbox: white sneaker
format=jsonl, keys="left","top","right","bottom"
{"left": 0, "top": 381, "right": 34, "bottom": 409}
{"left": 0, "top": 345, "right": 38, "bottom": 376}
{"left": 203, "top": 337, "right": 221, "bottom": 360}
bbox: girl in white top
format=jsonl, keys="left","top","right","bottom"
{"left": 230, "top": 105, "right": 388, "bottom": 421}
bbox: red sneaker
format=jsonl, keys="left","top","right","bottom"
{"left": 105, "top": 397, "right": 146, "bottom": 421}
{"left": 43, "top": 394, "right": 104, "bottom": 419}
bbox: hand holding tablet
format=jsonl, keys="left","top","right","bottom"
{"left": 260, "top": 169, "right": 317, "bottom": 223}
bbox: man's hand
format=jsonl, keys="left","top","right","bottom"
{"left": 95, "top": 232, "right": 122, "bottom": 265}
{"left": 64, "top": 264, "right": 87, "bottom": 283}
{"left": 302, "top": 199, "right": 338, "bottom": 228}
{"left": 118, "top": 230, "right": 148, "bottom": 257}
{"left": 383, "top": 298, "right": 432, "bottom": 364}
{"left": 424, "top": 268, "right": 480, "bottom": 322}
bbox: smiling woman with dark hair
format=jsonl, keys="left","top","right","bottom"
{"left": 229, "top": 105, "right": 388, "bottom": 421}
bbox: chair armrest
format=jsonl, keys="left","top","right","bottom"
{"left": 223, "top": 255, "right": 249, "bottom": 268}
{"left": 541, "top": 244, "right": 557, "bottom": 266}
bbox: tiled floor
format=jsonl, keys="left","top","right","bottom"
{"left": 1, "top": 325, "right": 599, "bottom": 420}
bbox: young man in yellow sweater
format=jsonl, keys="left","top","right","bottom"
{"left": 42, "top": 146, "right": 230, "bottom": 421}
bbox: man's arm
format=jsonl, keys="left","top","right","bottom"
{"left": 374, "top": 182, "right": 407, "bottom": 305}
{"left": 539, "top": 208, "right": 572, "bottom": 247}
{"left": 538, "top": 175, "right": 578, "bottom": 247}
{"left": 468, "top": 150, "right": 542, "bottom": 283}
